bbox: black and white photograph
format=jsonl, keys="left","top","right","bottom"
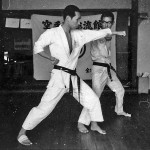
{"left": 0, "top": 0, "right": 150, "bottom": 150}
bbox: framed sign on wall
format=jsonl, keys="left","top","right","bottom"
{"left": 13, "top": 29, "right": 32, "bottom": 51}
{"left": 14, "top": 37, "right": 31, "bottom": 51}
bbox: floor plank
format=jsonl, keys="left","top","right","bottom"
{"left": 0, "top": 90, "right": 150, "bottom": 150}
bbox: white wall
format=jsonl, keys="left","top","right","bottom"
{"left": 138, "top": 0, "right": 150, "bottom": 76}
{"left": 137, "top": 20, "right": 150, "bottom": 75}
{"left": 139, "top": 0, "right": 150, "bottom": 13}
{"left": 2, "top": 0, "right": 131, "bottom": 10}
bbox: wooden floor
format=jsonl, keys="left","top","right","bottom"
{"left": 0, "top": 82, "right": 150, "bottom": 150}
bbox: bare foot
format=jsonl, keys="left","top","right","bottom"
{"left": 117, "top": 112, "right": 131, "bottom": 117}
{"left": 17, "top": 134, "right": 32, "bottom": 146}
{"left": 78, "top": 122, "right": 89, "bottom": 133}
{"left": 17, "top": 128, "right": 32, "bottom": 146}
{"left": 91, "top": 123, "right": 106, "bottom": 134}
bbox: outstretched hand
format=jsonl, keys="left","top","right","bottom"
{"left": 117, "top": 31, "right": 126, "bottom": 36}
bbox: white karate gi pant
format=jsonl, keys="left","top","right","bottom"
{"left": 91, "top": 65, "right": 125, "bottom": 114}
{"left": 22, "top": 79, "right": 104, "bottom": 130}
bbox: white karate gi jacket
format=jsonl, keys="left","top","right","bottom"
{"left": 34, "top": 25, "right": 112, "bottom": 89}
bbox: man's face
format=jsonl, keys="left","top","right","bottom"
{"left": 69, "top": 11, "right": 81, "bottom": 29}
{"left": 101, "top": 16, "right": 113, "bottom": 29}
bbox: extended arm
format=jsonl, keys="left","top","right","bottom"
{"left": 82, "top": 28, "right": 112, "bottom": 44}
{"left": 105, "top": 31, "right": 126, "bottom": 41}
{"left": 111, "top": 31, "right": 126, "bottom": 36}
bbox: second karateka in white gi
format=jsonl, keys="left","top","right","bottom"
{"left": 90, "top": 11, "right": 131, "bottom": 117}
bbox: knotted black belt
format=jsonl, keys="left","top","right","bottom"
{"left": 53, "top": 65, "right": 80, "bottom": 101}
{"left": 93, "top": 62, "right": 116, "bottom": 81}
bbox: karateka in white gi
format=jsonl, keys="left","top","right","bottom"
{"left": 90, "top": 11, "right": 131, "bottom": 117}
{"left": 17, "top": 5, "right": 115, "bottom": 146}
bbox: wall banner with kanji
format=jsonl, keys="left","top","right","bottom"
{"left": 31, "top": 13, "right": 117, "bottom": 80}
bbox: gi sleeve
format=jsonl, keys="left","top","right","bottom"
{"left": 82, "top": 28, "right": 112, "bottom": 45}
{"left": 34, "top": 29, "right": 53, "bottom": 54}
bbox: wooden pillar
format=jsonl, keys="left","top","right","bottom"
{"left": 116, "top": 11, "right": 129, "bottom": 84}
{"left": 0, "top": 0, "right": 4, "bottom": 86}
{"left": 129, "top": 0, "right": 138, "bottom": 88}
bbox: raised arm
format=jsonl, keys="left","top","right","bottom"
{"left": 111, "top": 31, "right": 126, "bottom": 36}
{"left": 82, "top": 28, "right": 112, "bottom": 44}
{"left": 105, "top": 31, "right": 126, "bottom": 41}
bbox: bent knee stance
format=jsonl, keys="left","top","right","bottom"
{"left": 116, "top": 87, "right": 125, "bottom": 98}
{"left": 22, "top": 104, "right": 53, "bottom": 130}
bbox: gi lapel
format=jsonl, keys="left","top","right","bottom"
{"left": 58, "top": 25, "right": 70, "bottom": 58}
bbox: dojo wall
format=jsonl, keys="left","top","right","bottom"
{"left": 2, "top": 0, "right": 131, "bottom": 10}
{"left": 2, "top": 0, "right": 150, "bottom": 78}
{"left": 138, "top": 0, "right": 150, "bottom": 75}
{"left": 3, "top": 0, "right": 150, "bottom": 12}
{"left": 137, "top": 20, "right": 150, "bottom": 75}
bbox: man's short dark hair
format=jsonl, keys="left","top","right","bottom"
{"left": 101, "top": 11, "right": 114, "bottom": 23}
{"left": 63, "top": 5, "right": 80, "bottom": 20}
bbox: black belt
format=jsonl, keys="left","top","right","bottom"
{"left": 53, "top": 65, "right": 80, "bottom": 101}
{"left": 93, "top": 62, "right": 116, "bottom": 81}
